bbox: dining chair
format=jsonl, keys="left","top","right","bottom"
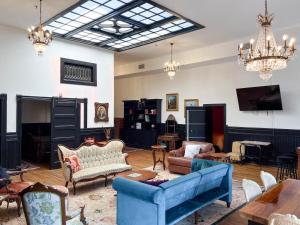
{"left": 242, "top": 179, "right": 262, "bottom": 202}
{"left": 20, "top": 182, "right": 87, "bottom": 225}
{"left": 260, "top": 171, "right": 277, "bottom": 191}
{"left": 269, "top": 213, "right": 300, "bottom": 225}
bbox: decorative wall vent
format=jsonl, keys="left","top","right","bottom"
{"left": 60, "top": 58, "right": 97, "bottom": 86}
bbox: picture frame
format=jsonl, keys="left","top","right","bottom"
{"left": 184, "top": 99, "right": 199, "bottom": 117}
{"left": 166, "top": 93, "right": 179, "bottom": 111}
{"left": 94, "top": 102, "right": 109, "bottom": 122}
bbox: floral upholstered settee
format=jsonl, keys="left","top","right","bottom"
{"left": 58, "top": 140, "right": 131, "bottom": 194}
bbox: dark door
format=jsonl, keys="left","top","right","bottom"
{"left": 0, "top": 94, "right": 6, "bottom": 167}
{"left": 50, "top": 98, "right": 80, "bottom": 169}
{"left": 186, "top": 106, "right": 207, "bottom": 141}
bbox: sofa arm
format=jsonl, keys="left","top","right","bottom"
{"left": 61, "top": 160, "right": 73, "bottom": 182}
{"left": 169, "top": 147, "right": 185, "bottom": 157}
{"left": 122, "top": 153, "right": 129, "bottom": 165}
{"left": 113, "top": 177, "right": 163, "bottom": 204}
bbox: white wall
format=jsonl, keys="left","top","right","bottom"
{"left": 115, "top": 57, "right": 300, "bottom": 129}
{"left": 0, "top": 24, "right": 114, "bottom": 132}
{"left": 22, "top": 101, "right": 51, "bottom": 123}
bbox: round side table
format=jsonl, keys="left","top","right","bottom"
{"left": 151, "top": 145, "right": 167, "bottom": 170}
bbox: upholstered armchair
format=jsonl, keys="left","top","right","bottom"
{"left": 0, "top": 168, "right": 33, "bottom": 216}
{"left": 21, "top": 182, "right": 87, "bottom": 225}
{"left": 168, "top": 141, "right": 215, "bottom": 174}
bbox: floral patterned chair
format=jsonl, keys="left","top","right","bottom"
{"left": 20, "top": 182, "right": 87, "bottom": 225}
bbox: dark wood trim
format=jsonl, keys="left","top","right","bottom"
{"left": 0, "top": 94, "right": 7, "bottom": 167}
{"left": 84, "top": 98, "right": 88, "bottom": 129}
{"left": 60, "top": 58, "right": 97, "bottom": 86}
{"left": 225, "top": 126, "right": 300, "bottom": 163}
{"left": 5, "top": 132, "right": 20, "bottom": 169}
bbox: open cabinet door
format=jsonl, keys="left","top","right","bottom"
{"left": 50, "top": 98, "right": 80, "bottom": 169}
{"left": 0, "top": 94, "right": 6, "bottom": 167}
{"left": 186, "top": 106, "right": 207, "bottom": 141}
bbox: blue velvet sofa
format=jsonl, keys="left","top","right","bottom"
{"left": 112, "top": 159, "right": 233, "bottom": 225}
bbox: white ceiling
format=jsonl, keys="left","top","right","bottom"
{"left": 1, "top": 0, "right": 300, "bottom": 64}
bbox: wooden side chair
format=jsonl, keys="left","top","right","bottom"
{"left": 20, "top": 182, "right": 87, "bottom": 225}
{"left": 260, "top": 171, "right": 277, "bottom": 191}
{"left": 242, "top": 179, "right": 262, "bottom": 202}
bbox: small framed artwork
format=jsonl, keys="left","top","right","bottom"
{"left": 95, "top": 103, "right": 109, "bottom": 122}
{"left": 166, "top": 93, "right": 179, "bottom": 111}
{"left": 184, "top": 99, "right": 199, "bottom": 117}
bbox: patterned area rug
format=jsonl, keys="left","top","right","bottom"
{"left": 0, "top": 165, "right": 246, "bottom": 225}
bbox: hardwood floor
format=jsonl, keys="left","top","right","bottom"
{"left": 11, "top": 150, "right": 277, "bottom": 225}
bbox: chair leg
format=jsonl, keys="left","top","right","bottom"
{"left": 104, "top": 176, "right": 108, "bottom": 187}
{"left": 16, "top": 198, "right": 21, "bottom": 217}
{"left": 65, "top": 181, "right": 69, "bottom": 187}
{"left": 73, "top": 182, "right": 76, "bottom": 195}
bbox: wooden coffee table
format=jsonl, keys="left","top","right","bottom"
{"left": 208, "top": 152, "right": 231, "bottom": 163}
{"left": 116, "top": 170, "right": 157, "bottom": 182}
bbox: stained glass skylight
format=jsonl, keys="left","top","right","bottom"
{"left": 44, "top": 0, "right": 204, "bottom": 51}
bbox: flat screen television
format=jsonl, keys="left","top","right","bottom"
{"left": 236, "top": 85, "right": 283, "bottom": 111}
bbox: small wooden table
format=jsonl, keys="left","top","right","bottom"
{"left": 208, "top": 152, "right": 231, "bottom": 163}
{"left": 116, "top": 170, "right": 157, "bottom": 182}
{"left": 151, "top": 145, "right": 167, "bottom": 170}
{"left": 7, "top": 166, "right": 39, "bottom": 182}
{"left": 239, "top": 179, "right": 300, "bottom": 225}
{"left": 157, "top": 135, "right": 181, "bottom": 150}
{"left": 240, "top": 141, "right": 271, "bottom": 166}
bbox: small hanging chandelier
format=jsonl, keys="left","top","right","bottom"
{"left": 28, "top": 0, "right": 53, "bottom": 56}
{"left": 164, "top": 43, "right": 180, "bottom": 80}
{"left": 238, "top": 0, "right": 296, "bottom": 81}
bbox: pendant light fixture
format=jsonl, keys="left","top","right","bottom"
{"left": 28, "top": 0, "right": 53, "bottom": 56}
{"left": 164, "top": 43, "right": 180, "bottom": 80}
{"left": 238, "top": 0, "right": 296, "bottom": 81}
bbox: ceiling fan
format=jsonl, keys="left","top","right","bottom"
{"left": 98, "top": 19, "right": 133, "bottom": 35}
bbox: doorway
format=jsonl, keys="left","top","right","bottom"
{"left": 17, "top": 96, "right": 87, "bottom": 169}
{"left": 20, "top": 99, "right": 52, "bottom": 167}
{"left": 204, "top": 104, "right": 226, "bottom": 152}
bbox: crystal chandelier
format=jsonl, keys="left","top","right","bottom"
{"left": 28, "top": 0, "right": 53, "bottom": 56}
{"left": 238, "top": 0, "right": 296, "bottom": 81}
{"left": 164, "top": 43, "right": 180, "bottom": 80}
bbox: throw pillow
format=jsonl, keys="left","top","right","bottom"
{"left": 184, "top": 145, "right": 201, "bottom": 158}
{"left": 141, "top": 179, "right": 169, "bottom": 186}
{"left": 65, "top": 155, "right": 81, "bottom": 173}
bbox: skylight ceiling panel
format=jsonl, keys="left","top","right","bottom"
{"left": 44, "top": 0, "right": 204, "bottom": 51}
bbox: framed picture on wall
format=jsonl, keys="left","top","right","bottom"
{"left": 184, "top": 99, "right": 199, "bottom": 117}
{"left": 94, "top": 102, "right": 109, "bottom": 122}
{"left": 166, "top": 93, "right": 179, "bottom": 111}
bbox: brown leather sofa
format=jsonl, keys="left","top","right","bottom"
{"left": 168, "top": 141, "right": 215, "bottom": 174}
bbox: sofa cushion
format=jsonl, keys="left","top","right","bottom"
{"left": 72, "top": 164, "right": 131, "bottom": 182}
{"left": 168, "top": 157, "right": 192, "bottom": 167}
{"left": 184, "top": 145, "right": 201, "bottom": 158}
{"left": 159, "top": 172, "right": 202, "bottom": 210}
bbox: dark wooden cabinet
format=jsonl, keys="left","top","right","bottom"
{"left": 121, "top": 99, "right": 162, "bottom": 149}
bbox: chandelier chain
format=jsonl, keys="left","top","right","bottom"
{"left": 39, "top": 0, "right": 42, "bottom": 25}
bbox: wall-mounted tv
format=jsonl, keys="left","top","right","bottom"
{"left": 236, "top": 85, "right": 283, "bottom": 111}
